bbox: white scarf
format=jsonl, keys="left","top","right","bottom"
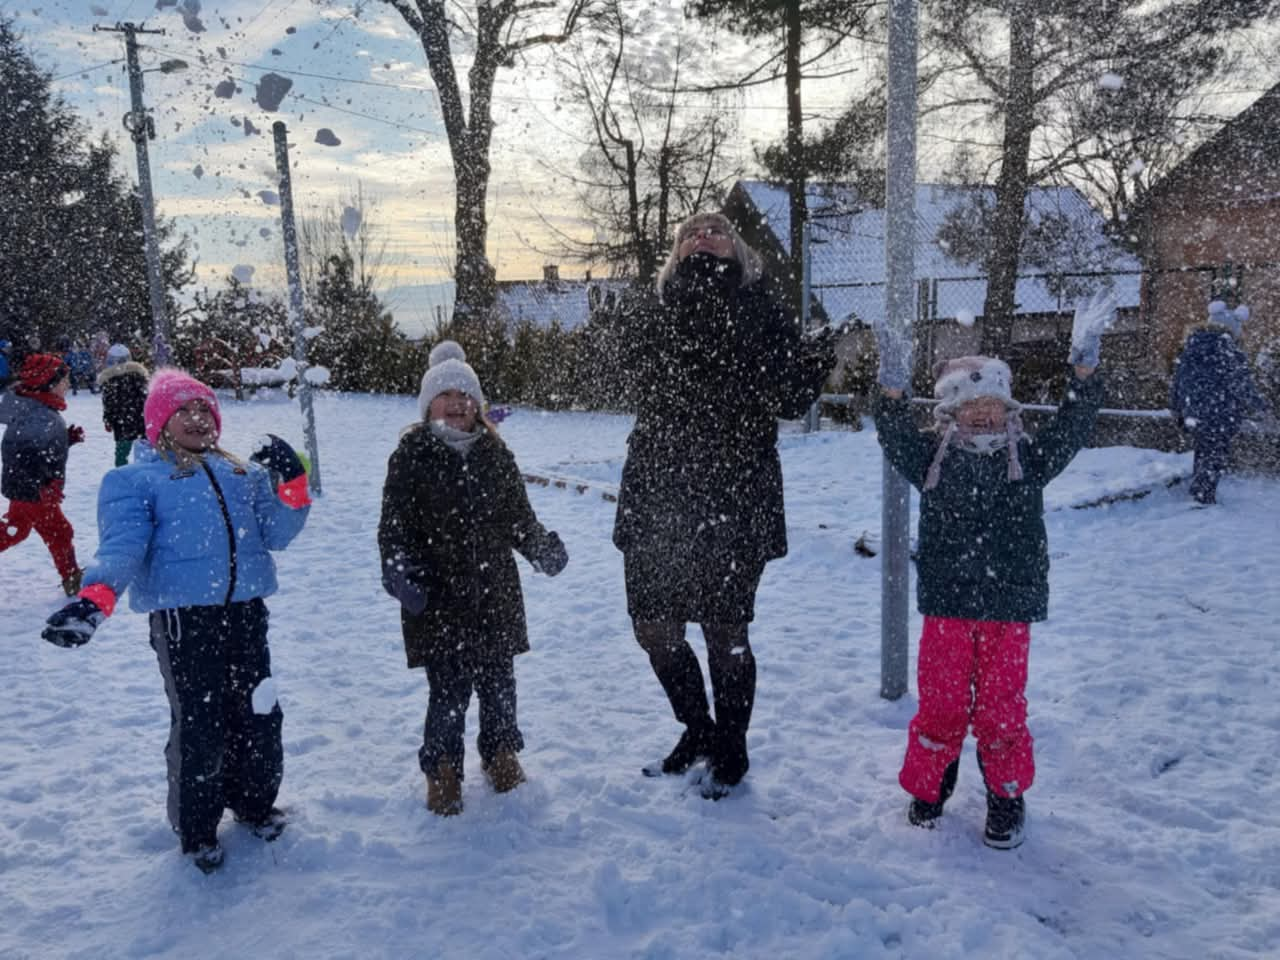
{"left": 429, "top": 420, "right": 481, "bottom": 457}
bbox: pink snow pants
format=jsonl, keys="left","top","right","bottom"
{"left": 899, "top": 616, "right": 1034, "bottom": 802}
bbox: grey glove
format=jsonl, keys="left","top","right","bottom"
{"left": 530, "top": 531, "right": 568, "bottom": 577}
{"left": 1069, "top": 291, "right": 1117, "bottom": 368}
{"left": 873, "top": 320, "right": 913, "bottom": 391}
{"left": 382, "top": 557, "right": 428, "bottom": 616}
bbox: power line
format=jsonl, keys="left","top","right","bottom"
{"left": 51, "top": 58, "right": 121, "bottom": 82}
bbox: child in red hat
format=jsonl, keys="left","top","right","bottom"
{"left": 0, "top": 354, "right": 86, "bottom": 594}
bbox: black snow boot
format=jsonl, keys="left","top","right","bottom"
{"left": 186, "top": 840, "right": 225, "bottom": 874}
{"left": 643, "top": 634, "right": 715, "bottom": 776}
{"left": 702, "top": 635, "right": 756, "bottom": 797}
{"left": 235, "top": 806, "right": 288, "bottom": 842}
{"left": 907, "top": 759, "right": 959, "bottom": 828}
{"left": 983, "top": 791, "right": 1026, "bottom": 849}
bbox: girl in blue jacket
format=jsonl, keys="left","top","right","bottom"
{"left": 42, "top": 369, "right": 311, "bottom": 873}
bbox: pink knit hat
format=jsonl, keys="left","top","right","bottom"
{"left": 144, "top": 369, "right": 222, "bottom": 444}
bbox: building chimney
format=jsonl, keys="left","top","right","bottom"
{"left": 543, "top": 264, "right": 560, "bottom": 287}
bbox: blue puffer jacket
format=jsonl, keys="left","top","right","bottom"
{"left": 1170, "top": 328, "right": 1266, "bottom": 433}
{"left": 84, "top": 443, "right": 310, "bottom": 613}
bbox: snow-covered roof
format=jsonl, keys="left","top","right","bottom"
{"left": 496, "top": 278, "right": 630, "bottom": 333}
{"left": 734, "top": 181, "right": 1142, "bottom": 327}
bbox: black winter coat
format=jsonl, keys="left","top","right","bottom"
{"left": 98, "top": 362, "right": 149, "bottom": 439}
{"left": 613, "top": 256, "right": 833, "bottom": 565}
{"left": 379, "top": 426, "right": 551, "bottom": 669}
{"left": 874, "top": 372, "right": 1104, "bottom": 623}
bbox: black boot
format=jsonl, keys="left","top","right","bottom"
{"left": 983, "top": 791, "right": 1026, "bottom": 849}
{"left": 702, "top": 628, "right": 755, "bottom": 797}
{"left": 907, "top": 759, "right": 959, "bottom": 828}
{"left": 639, "top": 624, "right": 715, "bottom": 776}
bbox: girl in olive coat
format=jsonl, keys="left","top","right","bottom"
{"left": 378, "top": 345, "right": 567, "bottom": 816}
{"left": 873, "top": 296, "right": 1112, "bottom": 850}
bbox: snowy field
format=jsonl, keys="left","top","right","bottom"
{"left": 3, "top": 389, "right": 1278, "bottom": 960}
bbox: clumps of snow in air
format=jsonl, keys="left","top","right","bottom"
{"left": 258, "top": 190, "right": 279, "bottom": 206}
{"left": 254, "top": 73, "right": 292, "bottom": 112}
{"left": 955, "top": 308, "right": 976, "bottom": 328}
{"left": 232, "top": 264, "right": 255, "bottom": 283}
{"left": 341, "top": 206, "right": 361, "bottom": 238}
{"left": 315, "top": 129, "right": 342, "bottom": 147}
{"left": 303, "top": 366, "right": 331, "bottom": 385}
{"left": 1098, "top": 72, "right": 1124, "bottom": 91}
{"left": 251, "top": 677, "right": 277, "bottom": 715}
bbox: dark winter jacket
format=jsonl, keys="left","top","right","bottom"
{"left": 613, "top": 255, "right": 833, "bottom": 565}
{"left": 873, "top": 372, "right": 1105, "bottom": 623}
{"left": 1170, "top": 328, "right": 1266, "bottom": 435}
{"left": 0, "top": 389, "right": 70, "bottom": 502}
{"left": 379, "top": 425, "right": 553, "bottom": 669}
{"left": 98, "top": 361, "right": 149, "bottom": 439}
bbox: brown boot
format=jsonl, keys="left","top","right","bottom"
{"left": 483, "top": 750, "right": 526, "bottom": 794}
{"left": 426, "top": 761, "right": 462, "bottom": 816}
{"left": 61, "top": 568, "right": 84, "bottom": 597}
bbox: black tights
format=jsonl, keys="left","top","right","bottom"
{"left": 635, "top": 621, "right": 756, "bottom": 734}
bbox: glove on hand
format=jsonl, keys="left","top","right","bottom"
{"left": 250, "top": 434, "right": 306, "bottom": 482}
{"left": 43, "top": 598, "right": 106, "bottom": 647}
{"left": 870, "top": 316, "right": 913, "bottom": 391}
{"left": 1069, "top": 290, "right": 1117, "bottom": 368}
{"left": 382, "top": 558, "right": 429, "bottom": 616}
{"left": 530, "top": 531, "right": 568, "bottom": 577}
{"left": 67, "top": 424, "right": 85, "bottom": 445}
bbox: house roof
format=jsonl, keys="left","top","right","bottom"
{"left": 495, "top": 278, "right": 630, "bottom": 333}
{"left": 731, "top": 180, "right": 1141, "bottom": 328}
{"left": 1141, "top": 82, "right": 1280, "bottom": 209}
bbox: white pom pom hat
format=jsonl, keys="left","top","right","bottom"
{"left": 932, "top": 355, "right": 1022, "bottom": 414}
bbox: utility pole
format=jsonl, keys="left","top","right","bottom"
{"left": 272, "top": 122, "right": 322, "bottom": 495}
{"left": 880, "top": 0, "right": 918, "bottom": 700}
{"left": 95, "top": 22, "right": 171, "bottom": 366}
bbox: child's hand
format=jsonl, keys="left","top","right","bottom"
{"left": 531, "top": 531, "right": 568, "bottom": 577}
{"left": 382, "top": 557, "right": 428, "bottom": 616}
{"left": 43, "top": 598, "right": 107, "bottom": 647}
{"left": 1069, "top": 290, "right": 1117, "bottom": 368}
{"left": 67, "top": 424, "right": 85, "bottom": 445}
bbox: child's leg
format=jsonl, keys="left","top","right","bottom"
{"left": 472, "top": 658, "right": 523, "bottom": 767}
{"left": 420, "top": 658, "right": 473, "bottom": 778}
{"left": 150, "top": 606, "right": 229, "bottom": 851}
{"left": 0, "top": 501, "right": 36, "bottom": 552}
{"left": 29, "top": 501, "right": 78, "bottom": 580}
{"left": 114, "top": 438, "right": 132, "bottom": 467}
{"left": 220, "top": 599, "right": 284, "bottom": 823}
{"left": 899, "top": 616, "right": 977, "bottom": 803}
{"left": 971, "top": 621, "right": 1034, "bottom": 798}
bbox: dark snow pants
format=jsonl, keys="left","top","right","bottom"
{"left": 149, "top": 599, "right": 283, "bottom": 851}
{"left": 1189, "top": 424, "right": 1235, "bottom": 504}
{"left": 419, "top": 656, "right": 523, "bottom": 779}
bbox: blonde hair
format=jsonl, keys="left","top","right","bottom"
{"left": 655, "top": 212, "right": 764, "bottom": 301}
{"left": 155, "top": 430, "right": 245, "bottom": 469}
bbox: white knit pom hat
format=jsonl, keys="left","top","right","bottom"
{"left": 418, "top": 357, "right": 484, "bottom": 421}
{"left": 428, "top": 339, "right": 467, "bottom": 367}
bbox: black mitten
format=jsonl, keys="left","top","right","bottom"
{"left": 250, "top": 434, "right": 306, "bottom": 482}
{"left": 382, "top": 557, "right": 429, "bottom": 616}
{"left": 531, "top": 531, "right": 568, "bottom": 577}
{"left": 43, "top": 598, "right": 106, "bottom": 648}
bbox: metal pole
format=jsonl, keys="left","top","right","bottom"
{"left": 802, "top": 217, "right": 821, "bottom": 433}
{"left": 272, "top": 121, "right": 322, "bottom": 495}
{"left": 881, "top": 0, "right": 918, "bottom": 700}
{"left": 106, "top": 23, "right": 170, "bottom": 366}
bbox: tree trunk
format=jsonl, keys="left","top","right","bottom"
{"left": 784, "top": 0, "right": 806, "bottom": 320}
{"left": 980, "top": 0, "right": 1036, "bottom": 356}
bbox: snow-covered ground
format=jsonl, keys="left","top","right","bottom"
{"left": 3, "top": 390, "right": 1278, "bottom": 960}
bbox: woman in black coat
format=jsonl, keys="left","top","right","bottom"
{"left": 614, "top": 212, "right": 835, "bottom": 796}
{"left": 379, "top": 347, "right": 567, "bottom": 815}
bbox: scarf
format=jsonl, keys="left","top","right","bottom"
{"left": 429, "top": 420, "right": 482, "bottom": 458}
{"left": 923, "top": 414, "right": 1025, "bottom": 491}
{"left": 13, "top": 385, "right": 67, "bottom": 411}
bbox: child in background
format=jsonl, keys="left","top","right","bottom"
{"left": 1170, "top": 301, "right": 1268, "bottom": 504}
{"left": 42, "top": 369, "right": 311, "bottom": 873}
{"left": 872, "top": 293, "right": 1114, "bottom": 850}
{"left": 98, "top": 344, "right": 149, "bottom": 467}
{"left": 0, "top": 354, "right": 85, "bottom": 594}
{"left": 379, "top": 351, "right": 567, "bottom": 816}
